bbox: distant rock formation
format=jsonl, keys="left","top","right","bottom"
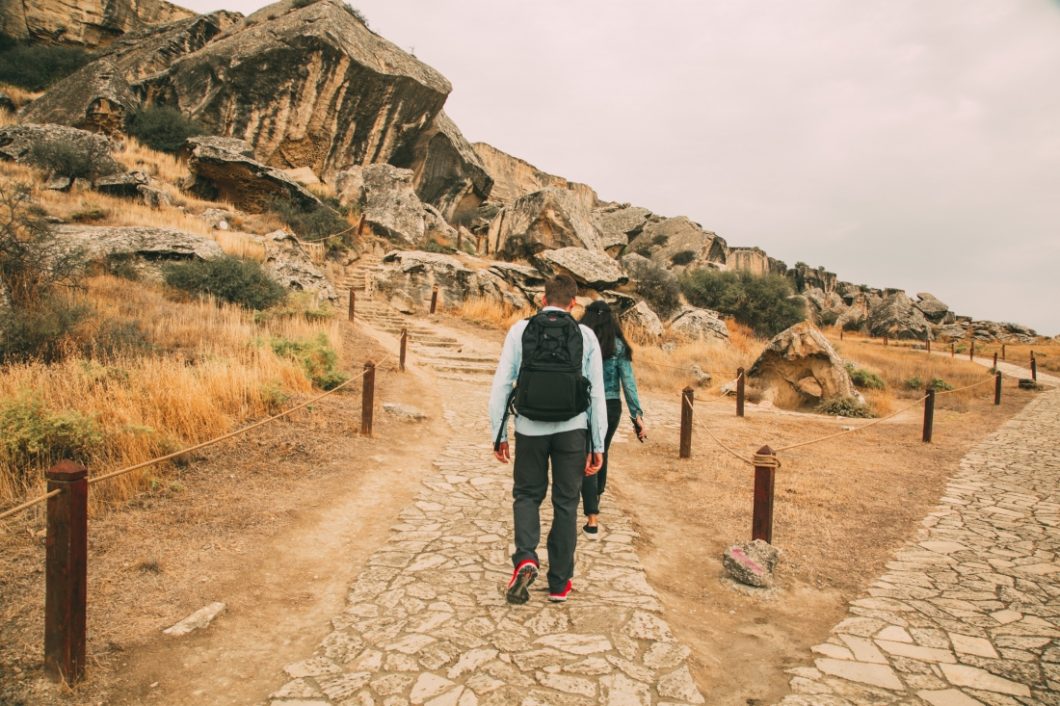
{"left": 472, "top": 142, "right": 596, "bottom": 207}
{"left": 1, "top": 0, "right": 193, "bottom": 47}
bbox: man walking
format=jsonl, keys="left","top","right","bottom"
{"left": 489, "top": 274, "right": 606, "bottom": 604}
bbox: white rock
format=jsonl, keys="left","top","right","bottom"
{"left": 162, "top": 602, "right": 226, "bottom": 636}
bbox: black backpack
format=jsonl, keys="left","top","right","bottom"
{"left": 494, "top": 311, "right": 591, "bottom": 449}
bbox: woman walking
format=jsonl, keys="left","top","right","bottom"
{"left": 578, "top": 301, "right": 647, "bottom": 538}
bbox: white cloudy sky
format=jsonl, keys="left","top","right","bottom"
{"left": 180, "top": 0, "right": 1060, "bottom": 334}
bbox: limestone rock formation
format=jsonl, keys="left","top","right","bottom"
{"left": 263, "top": 230, "right": 337, "bottom": 302}
{"left": 728, "top": 247, "right": 772, "bottom": 277}
{"left": 336, "top": 164, "right": 456, "bottom": 247}
{"left": 55, "top": 224, "right": 224, "bottom": 261}
{"left": 472, "top": 142, "right": 596, "bottom": 207}
{"left": 628, "top": 217, "right": 728, "bottom": 270}
{"left": 621, "top": 301, "right": 664, "bottom": 340}
{"left": 802, "top": 287, "right": 848, "bottom": 325}
{"left": 93, "top": 169, "right": 150, "bottom": 198}
{"left": 867, "top": 290, "right": 932, "bottom": 340}
{"left": 487, "top": 187, "right": 603, "bottom": 258}
{"left": 747, "top": 322, "right": 862, "bottom": 409}
{"left": 592, "top": 203, "right": 653, "bottom": 254}
{"left": 667, "top": 306, "right": 729, "bottom": 342}
{"left": 186, "top": 136, "right": 322, "bottom": 214}
{"left": 0, "top": 124, "right": 121, "bottom": 176}
{"left": 1, "top": 0, "right": 193, "bottom": 47}
{"left": 486, "top": 262, "right": 545, "bottom": 306}
{"left": 532, "top": 248, "right": 628, "bottom": 290}
{"left": 788, "top": 263, "right": 838, "bottom": 294}
{"left": 373, "top": 251, "right": 519, "bottom": 313}
{"left": 914, "top": 292, "right": 951, "bottom": 323}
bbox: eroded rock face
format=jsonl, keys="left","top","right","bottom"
{"left": 1, "top": 0, "right": 193, "bottom": 48}
{"left": 487, "top": 187, "right": 603, "bottom": 258}
{"left": 532, "top": 248, "right": 628, "bottom": 290}
{"left": 55, "top": 224, "right": 224, "bottom": 261}
{"left": 472, "top": 142, "right": 596, "bottom": 207}
{"left": 487, "top": 262, "right": 545, "bottom": 306}
{"left": 621, "top": 301, "right": 664, "bottom": 340}
{"left": 0, "top": 123, "right": 121, "bottom": 176}
{"left": 747, "top": 321, "right": 861, "bottom": 409}
{"left": 336, "top": 164, "right": 455, "bottom": 247}
{"left": 915, "top": 292, "right": 950, "bottom": 323}
{"left": 592, "top": 203, "right": 653, "bottom": 254}
{"left": 667, "top": 306, "right": 729, "bottom": 342}
{"left": 186, "top": 136, "right": 322, "bottom": 214}
{"left": 788, "top": 263, "right": 838, "bottom": 294}
{"left": 263, "top": 230, "right": 337, "bottom": 302}
{"left": 373, "top": 250, "right": 519, "bottom": 313}
{"left": 628, "top": 216, "right": 728, "bottom": 270}
{"left": 728, "top": 247, "right": 771, "bottom": 277}
{"left": 868, "top": 290, "right": 932, "bottom": 340}
{"left": 802, "top": 286, "right": 848, "bottom": 325}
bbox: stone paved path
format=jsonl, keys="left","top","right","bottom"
{"left": 266, "top": 309, "right": 705, "bottom": 705}
{"left": 778, "top": 383, "right": 1060, "bottom": 706}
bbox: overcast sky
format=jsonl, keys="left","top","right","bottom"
{"left": 180, "top": 0, "right": 1060, "bottom": 334}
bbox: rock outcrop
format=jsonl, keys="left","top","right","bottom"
{"left": 472, "top": 142, "right": 596, "bottom": 207}
{"left": 55, "top": 224, "right": 224, "bottom": 261}
{"left": 867, "top": 290, "right": 933, "bottom": 340}
{"left": 532, "top": 248, "right": 628, "bottom": 290}
{"left": 263, "top": 230, "right": 337, "bottom": 302}
{"left": 628, "top": 216, "right": 728, "bottom": 270}
{"left": 0, "top": 123, "right": 121, "bottom": 176}
{"left": 728, "top": 247, "right": 772, "bottom": 277}
{"left": 373, "top": 251, "right": 519, "bottom": 313}
{"left": 186, "top": 136, "right": 322, "bottom": 214}
{"left": 621, "top": 301, "right": 664, "bottom": 340}
{"left": 487, "top": 187, "right": 603, "bottom": 258}
{"left": 914, "top": 292, "right": 951, "bottom": 323}
{"left": 667, "top": 306, "right": 729, "bottom": 342}
{"left": 592, "top": 203, "right": 653, "bottom": 254}
{"left": 486, "top": 262, "right": 545, "bottom": 307}
{"left": 336, "top": 164, "right": 455, "bottom": 248}
{"left": 747, "top": 322, "right": 862, "bottom": 409}
{"left": 1, "top": 0, "right": 193, "bottom": 47}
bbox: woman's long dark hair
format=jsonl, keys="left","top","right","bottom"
{"left": 580, "top": 300, "right": 633, "bottom": 361}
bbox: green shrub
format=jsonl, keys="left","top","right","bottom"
{"left": 0, "top": 297, "right": 90, "bottom": 363}
{"left": 27, "top": 136, "right": 121, "bottom": 181}
{"left": 905, "top": 376, "right": 923, "bottom": 390}
{"left": 816, "top": 396, "right": 875, "bottom": 418}
{"left": 271, "top": 197, "right": 351, "bottom": 251}
{"left": 270, "top": 334, "right": 348, "bottom": 390}
{"left": 423, "top": 240, "right": 455, "bottom": 254}
{"left": 845, "top": 363, "right": 886, "bottom": 390}
{"left": 343, "top": 3, "right": 369, "bottom": 24}
{"left": 99, "top": 252, "right": 141, "bottom": 280}
{"left": 0, "top": 43, "right": 91, "bottom": 91}
{"left": 633, "top": 245, "right": 653, "bottom": 258}
{"left": 626, "top": 258, "right": 681, "bottom": 318}
{"left": 680, "top": 269, "right": 805, "bottom": 337}
{"left": 670, "top": 250, "right": 696, "bottom": 266}
{"left": 929, "top": 377, "right": 954, "bottom": 392}
{"left": 0, "top": 394, "right": 102, "bottom": 479}
{"left": 164, "top": 256, "right": 286, "bottom": 310}
{"left": 651, "top": 234, "right": 669, "bottom": 246}
{"left": 125, "top": 106, "right": 204, "bottom": 154}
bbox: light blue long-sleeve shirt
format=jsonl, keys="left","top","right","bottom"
{"left": 489, "top": 307, "right": 608, "bottom": 452}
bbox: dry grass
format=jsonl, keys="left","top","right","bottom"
{"left": 0, "top": 276, "right": 345, "bottom": 511}
{"left": 114, "top": 138, "right": 191, "bottom": 184}
{"left": 976, "top": 339, "right": 1060, "bottom": 375}
{"left": 635, "top": 320, "right": 761, "bottom": 394}
{"left": 0, "top": 83, "right": 42, "bottom": 109}
{"left": 450, "top": 296, "right": 536, "bottom": 331}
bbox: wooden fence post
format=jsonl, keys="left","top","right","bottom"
{"left": 752, "top": 446, "right": 777, "bottom": 543}
{"left": 839, "top": 329, "right": 844, "bottom": 341}
{"left": 995, "top": 371, "right": 1002, "bottom": 406}
{"left": 679, "top": 387, "right": 694, "bottom": 459}
{"left": 926, "top": 338, "right": 931, "bottom": 354}
{"left": 884, "top": 336, "right": 889, "bottom": 347}
{"left": 1031, "top": 356, "right": 1038, "bottom": 382}
{"left": 922, "top": 388, "right": 935, "bottom": 443}
{"left": 361, "top": 362, "right": 375, "bottom": 436}
{"left": 399, "top": 329, "right": 408, "bottom": 372}
{"left": 456, "top": 230, "right": 462, "bottom": 252}
{"left": 44, "top": 461, "right": 88, "bottom": 685}
{"left": 429, "top": 286, "right": 439, "bottom": 315}
{"left": 950, "top": 342, "right": 955, "bottom": 358}
{"left": 969, "top": 339, "right": 975, "bottom": 361}
{"left": 1001, "top": 343, "right": 1006, "bottom": 361}
{"left": 736, "top": 367, "right": 745, "bottom": 418}
{"left": 347, "top": 290, "right": 355, "bottom": 323}
{"left": 993, "top": 352, "right": 998, "bottom": 370}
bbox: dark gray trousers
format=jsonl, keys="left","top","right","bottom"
{"left": 512, "top": 429, "right": 586, "bottom": 593}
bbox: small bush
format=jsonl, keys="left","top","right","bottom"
{"left": 423, "top": 240, "right": 455, "bottom": 255}
{"left": 0, "top": 394, "right": 103, "bottom": 480}
{"left": 99, "top": 253, "right": 141, "bottom": 280}
{"left": 70, "top": 207, "right": 108, "bottom": 223}
{"left": 271, "top": 334, "right": 347, "bottom": 390}
{"left": 905, "top": 376, "right": 923, "bottom": 390}
{"left": 292, "top": 0, "right": 319, "bottom": 7}
{"left": 343, "top": 3, "right": 369, "bottom": 25}
{"left": 0, "top": 297, "right": 90, "bottom": 363}
{"left": 164, "top": 256, "right": 286, "bottom": 310}
{"left": 271, "top": 197, "right": 351, "bottom": 249}
{"left": 125, "top": 107, "right": 204, "bottom": 154}
{"left": 627, "top": 258, "right": 681, "bottom": 318}
{"left": 633, "top": 245, "right": 653, "bottom": 258}
{"left": 845, "top": 363, "right": 886, "bottom": 390}
{"left": 670, "top": 250, "right": 696, "bottom": 266}
{"left": 651, "top": 234, "right": 669, "bottom": 246}
{"left": 680, "top": 269, "right": 806, "bottom": 337}
{"left": 0, "top": 43, "right": 91, "bottom": 91}
{"left": 816, "top": 396, "right": 875, "bottom": 418}
{"left": 929, "top": 377, "right": 954, "bottom": 392}
{"left": 27, "top": 136, "right": 120, "bottom": 181}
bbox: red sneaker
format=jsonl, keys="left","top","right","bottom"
{"left": 506, "top": 559, "right": 538, "bottom": 605}
{"left": 548, "top": 580, "right": 573, "bottom": 603}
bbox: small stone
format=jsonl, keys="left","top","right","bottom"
{"left": 875, "top": 640, "right": 956, "bottom": 663}
{"left": 383, "top": 402, "right": 428, "bottom": 421}
{"left": 162, "top": 602, "right": 226, "bottom": 636}
{"left": 722, "top": 539, "right": 779, "bottom": 588}
{"left": 876, "top": 626, "right": 914, "bottom": 643}
{"left": 283, "top": 656, "right": 342, "bottom": 679}
{"left": 535, "top": 671, "right": 596, "bottom": 697}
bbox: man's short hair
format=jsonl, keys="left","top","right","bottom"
{"left": 544, "top": 274, "right": 578, "bottom": 308}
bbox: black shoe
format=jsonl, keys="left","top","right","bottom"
{"left": 582, "top": 523, "right": 600, "bottom": 540}
{"left": 506, "top": 560, "right": 538, "bottom": 605}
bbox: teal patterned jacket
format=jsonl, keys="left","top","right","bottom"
{"left": 602, "top": 339, "right": 644, "bottom": 420}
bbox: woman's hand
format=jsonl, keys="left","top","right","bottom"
{"left": 635, "top": 416, "right": 648, "bottom": 441}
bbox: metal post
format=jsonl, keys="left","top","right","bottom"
{"left": 429, "top": 287, "right": 439, "bottom": 315}
{"left": 922, "top": 388, "right": 935, "bottom": 443}
{"left": 736, "top": 367, "right": 745, "bottom": 418}
{"left": 995, "top": 371, "right": 1002, "bottom": 406}
{"left": 347, "top": 290, "right": 355, "bottom": 323}
{"left": 679, "top": 387, "right": 694, "bottom": 459}
{"left": 752, "top": 446, "right": 776, "bottom": 543}
{"left": 399, "top": 329, "right": 408, "bottom": 372}
{"left": 44, "top": 461, "right": 88, "bottom": 685}
{"left": 361, "top": 362, "right": 375, "bottom": 436}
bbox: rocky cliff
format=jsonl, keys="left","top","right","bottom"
{"left": 473, "top": 142, "right": 597, "bottom": 209}
{"left": 0, "top": 0, "right": 193, "bottom": 47}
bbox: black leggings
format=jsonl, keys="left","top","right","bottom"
{"left": 582, "top": 398, "right": 623, "bottom": 516}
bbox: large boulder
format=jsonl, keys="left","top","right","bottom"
{"left": 0, "top": 123, "right": 122, "bottom": 176}
{"left": 54, "top": 224, "right": 224, "bottom": 261}
{"left": 867, "top": 290, "right": 932, "bottom": 340}
{"left": 472, "top": 141, "right": 596, "bottom": 207}
{"left": 0, "top": 0, "right": 193, "bottom": 48}
{"left": 802, "top": 287, "right": 847, "bottom": 326}
{"left": 262, "top": 230, "right": 337, "bottom": 302}
{"left": 186, "top": 136, "right": 322, "bottom": 214}
{"left": 667, "top": 306, "right": 729, "bottom": 342}
{"left": 621, "top": 301, "right": 664, "bottom": 340}
{"left": 727, "top": 247, "right": 772, "bottom": 277}
{"left": 335, "top": 164, "right": 456, "bottom": 247}
{"left": 591, "top": 203, "right": 653, "bottom": 254}
{"left": 747, "top": 322, "right": 862, "bottom": 409}
{"left": 487, "top": 262, "right": 545, "bottom": 306}
{"left": 532, "top": 248, "right": 629, "bottom": 290}
{"left": 628, "top": 216, "right": 728, "bottom": 270}
{"left": 487, "top": 187, "right": 604, "bottom": 258}
{"left": 914, "top": 292, "right": 950, "bottom": 323}
{"left": 373, "top": 251, "right": 520, "bottom": 313}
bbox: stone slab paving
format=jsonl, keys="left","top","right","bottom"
{"left": 268, "top": 385, "right": 705, "bottom": 706}
{"left": 777, "top": 387, "right": 1060, "bottom": 706}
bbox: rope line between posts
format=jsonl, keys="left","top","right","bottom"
{"left": 648, "top": 361, "right": 746, "bottom": 378}
{"left": 0, "top": 361, "right": 389, "bottom": 522}
{"left": 773, "top": 393, "right": 930, "bottom": 453}
{"left": 682, "top": 394, "right": 756, "bottom": 466}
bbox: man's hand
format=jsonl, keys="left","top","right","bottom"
{"left": 494, "top": 441, "right": 511, "bottom": 463}
{"left": 584, "top": 452, "right": 603, "bottom": 476}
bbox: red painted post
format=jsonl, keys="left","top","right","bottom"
{"left": 44, "top": 461, "right": 88, "bottom": 685}
{"left": 429, "top": 287, "right": 439, "bottom": 315}
{"left": 752, "top": 446, "right": 777, "bottom": 543}
{"left": 361, "top": 362, "right": 375, "bottom": 436}
{"left": 994, "top": 371, "right": 1002, "bottom": 406}
{"left": 679, "top": 387, "right": 694, "bottom": 459}
{"left": 922, "top": 388, "right": 935, "bottom": 443}
{"left": 399, "top": 329, "right": 408, "bottom": 372}
{"left": 347, "top": 290, "right": 355, "bottom": 323}
{"left": 736, "top": 367, "right": 745, "bottom": 418}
